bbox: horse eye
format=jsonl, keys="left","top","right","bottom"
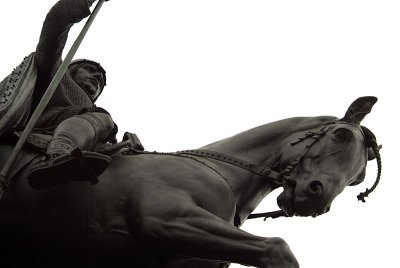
{"left": 333, "top": 128, "right": 352, "bottom": 143}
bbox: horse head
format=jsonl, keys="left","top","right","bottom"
{"left": 276, "top": 96, "right": 380, "bottom": 217}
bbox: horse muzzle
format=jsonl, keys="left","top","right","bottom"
{"left": 278, "top": 179, "right": 332, "bottom": 217}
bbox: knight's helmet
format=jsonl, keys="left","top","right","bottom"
{"left": 0, "top": 52, "right": 37, "bottom": 138}
{"left": 68, "top": 59, "right": 106, "bottom": 102}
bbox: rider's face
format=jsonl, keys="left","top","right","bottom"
{"left": 73, "top": 63, "right": 105, "bottom": 101}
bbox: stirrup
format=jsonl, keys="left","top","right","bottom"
{"left": 28, "top": 148, "right": 111, "bottom": 190}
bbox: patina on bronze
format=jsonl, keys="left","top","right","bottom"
{"left": 0, "top": 0, "right": 106, "bottom": 199}
{"left": 0, "top": 97, "right": 380, "bottom": 268}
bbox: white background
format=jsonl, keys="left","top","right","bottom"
{"left": 1, "top": 1, "right": 399, "bottom": 267}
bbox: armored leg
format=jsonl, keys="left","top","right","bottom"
{"left": 28, "top": 112, "right": 114, "bottom": 189}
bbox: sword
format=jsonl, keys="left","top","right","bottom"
{"left": 0, "top": 0, "right": 106, "bottom": 199}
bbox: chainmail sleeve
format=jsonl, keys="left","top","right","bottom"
{"left": 33, "top": 0, "right": 93, "bottom": 109}
{"left": 35, "top": 0, "right": 92, "bottom": 80}
{"left": 36, "top": 106, "right": 88, "bottom": 129}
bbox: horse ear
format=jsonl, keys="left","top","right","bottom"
{"left": 341, "top": 96, "right": 378, "bottom": 124}
{"left": 367, "top": 145, "right": 382, "bottom": 161}
{"left": 367, "top": 148, "right": 376, "bottom": 161}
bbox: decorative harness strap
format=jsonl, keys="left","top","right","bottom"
{"left": 176, "top": 150, "right": 284, "bottom": 186}
{"left": 176, "top": 150, "right": 290, "bottom": 225}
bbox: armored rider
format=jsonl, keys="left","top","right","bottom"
{"left": 1, "top": 0, "right": 117, "bottom": 189}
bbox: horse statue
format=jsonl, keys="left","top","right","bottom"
{"left": 0, "top": 96, "right": 381, "bottom": 268}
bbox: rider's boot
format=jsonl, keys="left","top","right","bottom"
{"left": 28, "top": 113, "right": 114, "bottom": 189}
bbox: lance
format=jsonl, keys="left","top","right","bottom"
{"left": 0, "top": 0, "right": 106, "bottom": 199}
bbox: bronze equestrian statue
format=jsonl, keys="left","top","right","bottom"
{"left": 0, "top": 0, "right": 117, "bottom": 190}
{"left": 0, "top": 96, "right": 381, "bottom": 267}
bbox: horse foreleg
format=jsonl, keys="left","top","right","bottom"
{"left": 138, "top": 205, "right": 299, "bottom": 268}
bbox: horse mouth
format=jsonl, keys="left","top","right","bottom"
{"left": 277, "top": 187, "right": 295, "bottom": 217}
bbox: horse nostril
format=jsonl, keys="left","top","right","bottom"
{"left": 306, "top": 180, "right": 324, "bottom": 196}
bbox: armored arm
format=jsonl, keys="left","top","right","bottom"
{"left": 34, "top": 0, "right": 96, "bottom": 89}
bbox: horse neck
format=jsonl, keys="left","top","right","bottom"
{"left": 201, "top": 116, "right": 334, "bottom": 218}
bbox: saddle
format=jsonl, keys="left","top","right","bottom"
{"left": 12, "top": 131, "right": 144, "bottom": 156}
{"left": 0, "top": 143, "right": 39, "bottom": 184}
{"left": 0, "top": 131, "right": 144, "bottom": 190}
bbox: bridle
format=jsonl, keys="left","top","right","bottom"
{"left": 177, "top": 120, "right": 381, "bottom": 224}
{"left": 177, "top": 121, "right": 334, "bottom": 224}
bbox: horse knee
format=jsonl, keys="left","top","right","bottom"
{"left": 260, "top": 237, "right": 299, "bottom": 268}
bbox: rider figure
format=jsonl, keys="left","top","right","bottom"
{"left": 1, "top": 0, "right": 117, "bottom": 189}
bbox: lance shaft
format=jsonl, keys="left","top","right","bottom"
{"left": 0, "top": 0, "right": 106, "bottom": 198}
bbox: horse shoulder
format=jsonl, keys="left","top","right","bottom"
{"left": 117, "top": 154, "right": 236, "bottom": 235}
